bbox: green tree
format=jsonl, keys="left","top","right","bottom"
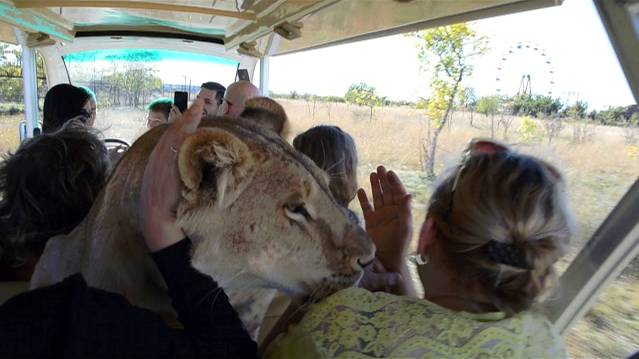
{"left": 567, "top": 99, "right": 588, "bottom": 118}
{"left": 511, "top": 94, "right": 563, "bottom": 117}
{"left": 0, "top": 44, "right": 47, "bottom": 103}
{"left": 344, "top": 82, "right": 381, "bottom": 121}
{"left": 476, "top": 95, "right": 500, "bottom": 137}
{"left": 103, "top": 63, "right": 161, "bottom": 107}
{"left": 460, "top": 87, "right": 477, "bottom": 127}
{"left": 0, "top": 44, "right": 21, "bottom": 102}
{"left": 413, "top": 23, "right": 487, "bottom": 177}
{"left": 595, "top": 106, "right": 626, "bottom": 126}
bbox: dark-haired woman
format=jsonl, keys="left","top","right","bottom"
{"left": 0, "top": 122, "right": 110, "bottom": 283}
{"left": 42, "top": 83, "right": 95, "bottom": 133}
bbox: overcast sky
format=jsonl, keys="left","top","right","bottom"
{"left": 268, "top": 0, "right": 635, "bottom": 111}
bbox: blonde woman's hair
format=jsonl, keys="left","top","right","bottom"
{"left": 427, "top": 149, "right": 574, "bottom": 315}
{"left": 293, "top": 125, "right": 358, "bottom": 207}
{"left": 240, "top": 97, "right": 290, "bottom": 138}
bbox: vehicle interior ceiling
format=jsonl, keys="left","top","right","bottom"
{"left": 0, "top": 0, "right": 574, "bottom": 82}
{"left": 0, "top": 0, "right": 638, "bottom": 343}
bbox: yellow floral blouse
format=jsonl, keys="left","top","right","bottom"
{"left": 265, "top": 288, "right": 565, "bottom": 359}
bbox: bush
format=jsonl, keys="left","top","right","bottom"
{"left": 518, "top": 116, "right": 541, "bottom": 142}
{"left": 0, "top": 103, "right": 24, "bottom": 116}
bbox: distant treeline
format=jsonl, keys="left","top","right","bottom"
{"left": 271, "top": 89, "right": 638, "bottom": 127}
{"left": 270, "top": 91, "right": 416, "bottom": 108}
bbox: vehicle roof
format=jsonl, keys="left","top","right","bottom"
{"left": 0, "top": 0, "right": 561, "bottom": 57}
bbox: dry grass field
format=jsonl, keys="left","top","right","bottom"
{"left": 280, "top": 99, "right": 639, "bottom": 359}
{"left": 1, "top": 99, "right": 637, "bottom": 358}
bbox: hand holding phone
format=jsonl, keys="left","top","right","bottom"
{"left": 173, "top": 91, "right": 189, "bottom": 113}
{"left": 237, "top": 69, "right": 250, "bottom": 81}
{"left": 168, "top": 105, "right": 182, "bottom": 123}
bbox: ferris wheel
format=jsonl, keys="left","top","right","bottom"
{"left": 495, "top": 41, "right": 556, "bottom": 98}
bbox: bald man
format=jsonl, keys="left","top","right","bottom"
{"left": 217, "top": 81, "right": 261, "bottom": 118}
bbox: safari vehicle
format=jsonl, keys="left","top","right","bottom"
{"left": 0, "top": 0, "right": 637, "bottom": 357}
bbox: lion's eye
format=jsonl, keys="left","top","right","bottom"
{"left": 285, "top": 204, "right": 311, "bottom": 221}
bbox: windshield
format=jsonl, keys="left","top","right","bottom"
{"left": 63, "top": 48, "right": 238, "bottom": 142}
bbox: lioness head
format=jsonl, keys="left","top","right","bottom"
{"left": 175, "top": 117, "right": 375, "bottom": 299}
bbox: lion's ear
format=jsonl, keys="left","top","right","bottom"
{"left": 178, "top": 128, "right": 255, "bottom": 209}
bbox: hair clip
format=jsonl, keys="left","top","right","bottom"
{"left": 485, "top": 240, "right": 532, "bottom": 270}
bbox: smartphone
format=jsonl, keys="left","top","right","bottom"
{"left": 237, "top": 69, "right": 250, "bottom": 81}
{"left": 174, "top": 91, "right": 189, "bottom": 112}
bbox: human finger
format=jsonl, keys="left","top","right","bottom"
{"left": 370, "top": 172, "right": 384, "bottom": 210}
{"left": 168, "top": 106, "right": 180, "bottom": 123}
{"left": 373, "top": 258, "right": 386, "bottom": 273}
{"left": 377, "top": 166, "right": 394, "bottom": 206}
{"left": 361, "top": 271, "right": 402, "bottom": 292}
{"left": 143, "top": 100, "right": 204, "bottom": 210}
{"left": 357, "top": 189, "right": 374, "bottom": 216}
{"left": 387, "top": 170, "right": 410, "bottom": 204}
{"left": 177, "top": 97, "right": 204, "bottom": 134}
{"left": 158, "top": 98, "right": 204, "bottom": 157}
{"left": 141, "top": 106, "right": 200, "bottom": 251}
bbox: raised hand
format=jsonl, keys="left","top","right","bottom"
{"left": 167, "top": 105, "right": 182, "bottom": 124}
{"left": 140, "top": 98, "right": 204, "bottom": 252}
{"left": 359, "top": 257, "right": 403, "bottom": 292}
{"left": 358, "top": 166, "right": 413, "bottom": 273}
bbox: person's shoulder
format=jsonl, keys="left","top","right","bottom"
{"left": 323, "top": 287, "right": 389, "bottom": 304}
{"left": 310, "top": 287, "right": 420, "bottom": 314}
{"left": 515, "top": 308, "right": 558, "bottom": 329}
{"left": 0, "top": 273, "right": 87, "bottom": 322}
{"left": 513, "top": 309, "right": 567, "bottom": 358}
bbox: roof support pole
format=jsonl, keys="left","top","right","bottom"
{"left": 13, "top": 27, "right": 38, "bottom": 139}
{"left": 259, "top": 56, "right": 269, "bottom": 96}
{"left": 259, "top": 33, "right": 280, "bottom": 96}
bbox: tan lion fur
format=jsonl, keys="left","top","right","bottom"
{"left": 30, "top": 116, "right": 375, "bottom": 340}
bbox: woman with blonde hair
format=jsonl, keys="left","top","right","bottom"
{"left": 266, "top": 139, "right": 574, "bottom": 358}
{"left": 293, "top": 125, "right": 358, "bottom": 208}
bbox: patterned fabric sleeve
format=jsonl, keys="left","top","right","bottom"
{"left": 266, "top": 287, "right": 566, "bottom": 359}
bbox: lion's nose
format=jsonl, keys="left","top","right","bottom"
{"left": 357, "top": 257, "right": 374, "bottom": 269}
{"left": 352, "top": 248, "right": 375, "bottom": 272}
{"left": 340, "top": 222, "right": 376, "bottom": 272}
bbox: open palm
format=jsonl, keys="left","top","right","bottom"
{"left": 358, "top": 166, "right": 413, "bottom": 272}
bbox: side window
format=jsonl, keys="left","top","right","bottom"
{"left": 0, "top": 42, "right": 24, "bottom": 152}
{"left": 566, "top": 257, "right": 639, "bottom": 358}
{"left": 63, "top": 49, "right": 239, "bottom": 143}
{"left": 269, "top": 1, "right": 638, "bottom": 357}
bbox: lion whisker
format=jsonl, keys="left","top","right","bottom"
{"left": 210, "top": 269, "right": 247, "bottom": 308}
